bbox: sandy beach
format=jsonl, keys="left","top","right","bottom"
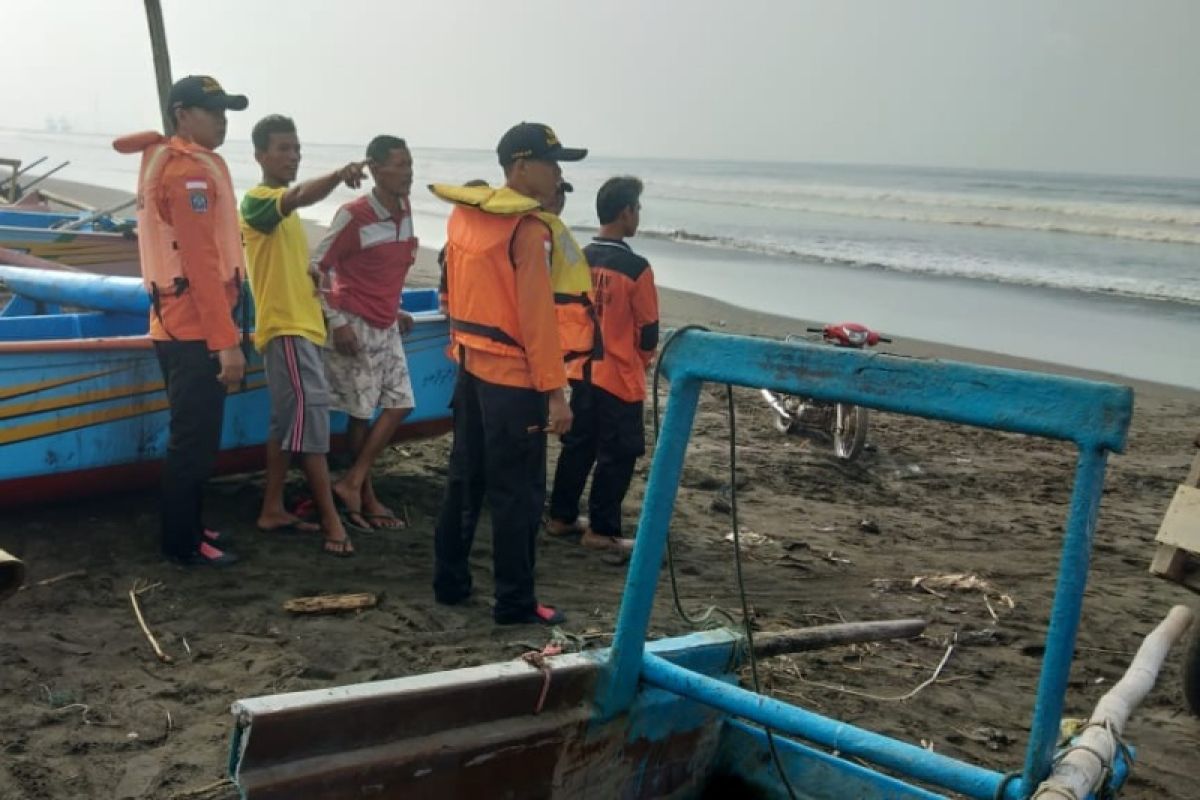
{"left": 2, "top": 181, "right": 1199, "bottom": 799}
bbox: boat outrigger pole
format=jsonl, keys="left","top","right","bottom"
{"left": 142, "top": 0, "right": 173, "bottom": 133}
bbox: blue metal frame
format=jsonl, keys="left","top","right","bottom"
{"left": 594, "top": 330, "right": 1132, "bottom": 798}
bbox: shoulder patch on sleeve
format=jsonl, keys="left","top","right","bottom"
{"left": 189, "top": 189, "right": 209, "bottom": 213}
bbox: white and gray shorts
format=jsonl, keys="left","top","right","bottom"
{"left": 323, "top": 311, "right": 415, "bottom": 420}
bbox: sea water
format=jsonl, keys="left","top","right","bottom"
{"left": 3, "top": 128, "right": 1197, "bottom": 388}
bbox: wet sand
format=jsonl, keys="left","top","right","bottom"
{"left": 2, "top": 183, "right": 1199, "bottom": 798}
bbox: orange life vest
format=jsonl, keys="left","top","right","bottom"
{"left": 442, "top": 205, "right": 533, "bottom": 358}
{"left": 113, "top": 131, "right": 244, "bottom": 299}
{"left": 535, "top": 211, "right": 600, "bottom": 366}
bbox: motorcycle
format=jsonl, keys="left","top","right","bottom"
{"left": 760, "top": 322, "right": 891, "bottom": 461}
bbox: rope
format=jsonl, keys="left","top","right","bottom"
{"left": 520, "top": 646, "right": 560, "bottom": 715}
{"left": 652, "top": 326, "right": 799, "bottom": 800}
{"left": 993, "top": 771, "right": 1022, "bottom": 800}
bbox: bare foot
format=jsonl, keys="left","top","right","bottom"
{"left": 332, "top": 481, "right": 371, "bottom": 531}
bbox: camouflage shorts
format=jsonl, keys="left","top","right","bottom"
{"left": 323, "top": 312, "right": 415, "bottom": 420}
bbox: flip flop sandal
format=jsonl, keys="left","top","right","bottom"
{"left": 363, "top": 513, "right": 406, "bottom": 530}
{"left": 340, "top": 511, "right": 374, "bottom": 535}
{"left": 257, "top": 521, "right": 320, "bottom": 534}
{"left": 321, "top": 536, "right": 355, "bottom": 558}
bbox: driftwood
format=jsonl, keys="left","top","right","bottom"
{"left": 283, "top": 593, "right": 378, "bottom": 615}
{"left": 0, "top": 549, "right": 25, "bottom": 602}
{"left": 751, "top": 618, "right": 927, "bottom": 659}
{"left": 1032, "top": 604, "right": 1195, "bottom": 799}
{"left": 129, "top": 580, "right": 172, "bottom": 663}
{"left": 18, "top": 569, "right": 87, "bottom": 592}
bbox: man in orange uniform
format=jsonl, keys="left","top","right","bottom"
{"left": 548, "top": 177, "right": 658, "bottom": 557}
{"left": 113, "top": 75, "right": 248, "bottom": 566}
{"left": 433, "top": 123, "right": 584, "bottom": 625}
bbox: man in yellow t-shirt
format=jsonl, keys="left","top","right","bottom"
{"left": 241, "top": 114, "right": 366, "bottom": 556}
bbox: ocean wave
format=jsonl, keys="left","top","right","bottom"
{"left": 644, "top": 178, "right": 1200, "bottom": 229}
{"left": 642, "top": 189, "right": 1200, "bottom": 245}
{"left": 634, "top": 226, "right": 1200, "bottom": 306}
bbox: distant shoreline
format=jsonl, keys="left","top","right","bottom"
{"left": 33, "top": 177, "right": 1200, "bottom": 401}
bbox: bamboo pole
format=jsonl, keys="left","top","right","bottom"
{"left": 0, "top": 549, "right": 26, "bottom": 602}
{"left": 0, "top": 156, "right": 47, "bottom": 195}
{"left": 1032, "top": 604, "right": 1195, "bottom": 799}
{"left": 143, "top": 0, "right": 174, "bottom": 133}
{"left": 16, "top": 161, "right": 70, "bottom": 195}
{"left": 751, "top": 618, "right": 927, "bottom": 659}
{"left": 56, "top": 197, "right": 137, "bottom": 231}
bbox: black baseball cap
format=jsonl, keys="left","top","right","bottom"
{"left": 167, "top": 75, "right": 249, "bottom": 112}
{"left": 497, "top": 123, "right": 587, "bottom": 166}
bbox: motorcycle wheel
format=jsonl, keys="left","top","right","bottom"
{"left": 832, "top": 403, "right": 869, "bottom": 461}
{"left": 1185, "top": 620, "right": 1200, "bottom": 716}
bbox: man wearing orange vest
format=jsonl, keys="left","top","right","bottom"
{"left": 548, "top": 177, "right": 658, "bottom": 559}
{"left": 113, "top": 75, "right": 248, "bottom": 567}
{"left": 432, "top": 123, "right": 585, "bottom": 625}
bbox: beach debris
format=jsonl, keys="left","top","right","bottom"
{"left": 784, "top": 633, "right": 958, "bottom": 703}
{"left": 17, "top": 568, "right": 87, "bottom": 592}
{"left": 129, "top": 579, "right": 171, "bottom": 664}
{"left": 950, "top": 725, "right": 1016, "bottom": 751}
{"left": 859, "top": 518, "right": 881, "bottom": 534}
{"left": 823, "top": 551, "right": 853, "bottom": 565}
{"left": 0, "top": 549, "right": 26, "bottom": 601}
{"left": 710, "top": 483, "right": 732, "bottom": 514}
{"left": 168, "top": 778, "right": 234, "bottom": 800}
{"left": 724, "top": 528, "right": 772, "bottom": 548}
{"left": 282, "top": 592, "right": 378, "bottom": 615}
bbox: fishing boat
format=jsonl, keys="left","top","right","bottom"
{"left": 0, "top": 214, "right": 140, "bottom": 276}
{"left": 0, "top": 207, "right": 135, "bottom": 232}
{"left": 0, "top": 266, "right": 454, "bottom": 510}
{"left": 228, "top": 328, "right": 1193, "bottom": 799}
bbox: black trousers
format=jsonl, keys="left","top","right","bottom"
{"left": 549, "top": 378, "right": 645, "bottom": 537}
{"left": 154, "top": 340, "right": 226, "bottom": 559}
{"left": 434, "top": 369, "right": 548, "bottom": 621}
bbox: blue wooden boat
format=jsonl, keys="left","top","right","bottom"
{"left": 226, "top": 328, "right": 1185, "bottom": 799}
{"left": 0, "top": 265, "right": 454, "bottom": 510}
{"left": 0, "top": 207, "right": 135, "bottom": 232}
{"left": 0, "top": 209, "right": 140, "bottom": 275}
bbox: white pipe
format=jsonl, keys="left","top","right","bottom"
{"left": 1032, "top": 605, "right": 1195, "bottom": 799}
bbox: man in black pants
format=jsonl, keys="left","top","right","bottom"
{"left": 114, "top": 75, "right": 249, "bottom": 566}
{"left": 432, "top": 123, "right": 587, "bottom": 625}
{"left": 548, "top": 177, "right": 659, "bottom": 559}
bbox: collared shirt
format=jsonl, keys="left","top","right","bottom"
{"left": 240, "top": 184, "right": 325, "bottom": 350}
{"left": 584, "top": 237, "right": 659, "bottom": 402}
{"left": 313, "top": 191, "right": 417, "bottom": 329}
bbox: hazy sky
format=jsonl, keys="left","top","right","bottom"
{"left": 6, "top": 0, "right": 1198, "bottom": 177}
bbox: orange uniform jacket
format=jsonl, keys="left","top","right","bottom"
{"left": 113, "top": 132, "right": 241, "bottom": 350}
{"left": 443, "top": 208, "right": 567, "bottom": 392}
{"left": 583, "top": 237, "right": 659, "bottom": 403}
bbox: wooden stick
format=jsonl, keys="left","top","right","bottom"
{"left": 789, "top": 635, "right": 957, "bottom": 703}
{"left": 18, "top": 569, "right": 86, "bottom": 591}
{"left": 129, "top": 581, "right": 172, "bottom": 663}
{"left": 283, "top": 592, "right": 377, "bottom": 615}
{"left": 169, "top": 778, "right": 233, "bottom": 800}
{"left": 1032, "top": 605, "right": 1194, "bottom": 799}
{"left": 751, "top": 619, "right": 928, "bottom": 659}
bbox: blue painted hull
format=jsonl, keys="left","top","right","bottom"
{"left": 0, "top": 268, "right": 454, "bottom": 508}
{"left": 0, "top": 208, "right": 134, "bottom": 232}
